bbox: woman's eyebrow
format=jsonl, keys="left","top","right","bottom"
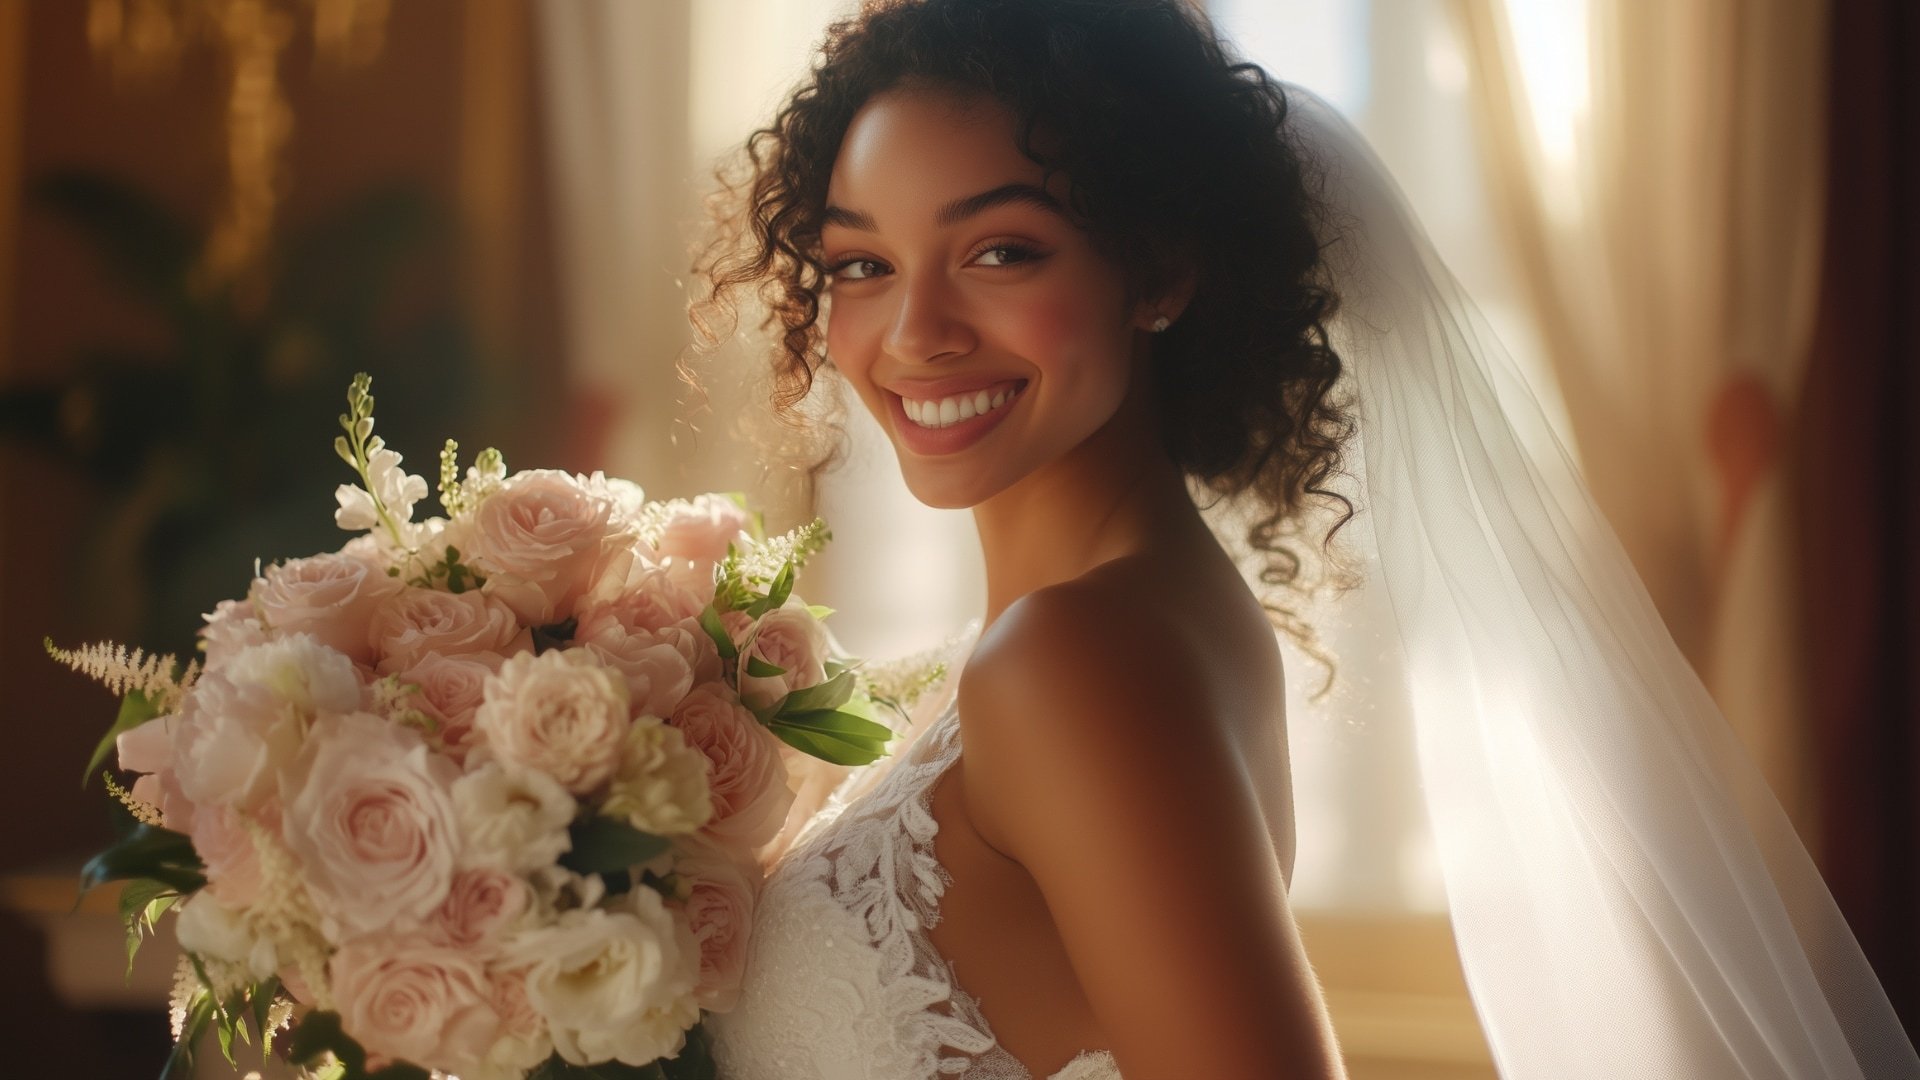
{"left": 822, "top": 182, "right": 1065, "bottom": 232}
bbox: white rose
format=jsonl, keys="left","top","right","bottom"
{"left": 601, "top": 718, "right": 713, "bottom": 837}
{"left": 509, "top": 888, "right": 701, "bottom": 1067}
{"left": 735, "top": 605, "right": 830, "bottom": 711}
{"left": 452, "top": 761, "right": 576, "bottom": 873}
{"left": 281, "top": 712, "right": 461, "bottom": 938}
{"left": 174, "top": 892, "right": 279, "bottom": 983}
{"left": 475, "top": 649, "right": 631, "bottom": 795}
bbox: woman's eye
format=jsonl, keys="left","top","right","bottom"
{"left": 829, "top": 258, "right": 886, "bottom": 281}
{"left": 972, "top": 243, "right": 1042, "bottom": 268}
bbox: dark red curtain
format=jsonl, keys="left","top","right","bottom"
{"left": 1794, "top": 0, "right": 1920, "bottom": 1039}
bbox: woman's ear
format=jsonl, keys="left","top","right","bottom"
{"left": 1132, "top": 260, "right": 1197, "bottom": 333}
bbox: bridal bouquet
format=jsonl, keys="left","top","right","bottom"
{"left": 52, "top": 374, "right": 931, "bottom": 1080}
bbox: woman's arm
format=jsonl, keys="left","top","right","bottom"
{"left": 960, "top": 589, "right": 1347, "bottom": 1080}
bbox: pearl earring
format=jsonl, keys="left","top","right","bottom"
{"left": 1151, "top": 315, "right": 1171, "bottom": 332}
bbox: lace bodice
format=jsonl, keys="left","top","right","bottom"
{"left": 707, "top": 660, "right": 1121, "bottom": 1080}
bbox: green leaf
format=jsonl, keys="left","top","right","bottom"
{"left": 251, "top": 975, "right": 281, "bottom": 1052}
{"left": 117, "top": 877, "right": 177, "bottom": 975}
{"left": 767, "top": 708, "right": 896, "bottom": 767}
{"left": 80, "top": 823, "right": 205, "bottom": 896}
{"left": 765, "top": 560, "right": 796, "bottom": 610}
{"left": 777, "top": 669, "right": 856, "bottom": 715}
{"left": 287, "top": 1011, "right": 354, "bottom": 1069}
{"left": 560, "top": 818, "right": 671, "bottom": 877}
{"left": 744, "top": 655, "right": 787, "bottom": 678}
{"left": 697, "top": 605, "right": 738, "bottom": 660}
{"left": 532, "top": 616, "right": 579, "bottom": 656}
{"left": 805, "top": 603, "right": 836, "bottom": 620}
{"left": 83, "top": 689, "right": 163, "bottom": 786}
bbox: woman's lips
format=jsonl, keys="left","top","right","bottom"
{"left": 888, "top": 380, "right": 1026, "bottom": 456}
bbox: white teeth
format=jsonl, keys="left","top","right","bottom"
{"left": 902, "top": 384, "right": 1022, "bottom": 429}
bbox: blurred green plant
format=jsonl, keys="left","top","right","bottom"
{"left": 1, "top": 168, "right": 501, "bottom": 655}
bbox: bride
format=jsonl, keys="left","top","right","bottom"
{"left": 686, "top": 1, "right": 1920, "bottom": 1078}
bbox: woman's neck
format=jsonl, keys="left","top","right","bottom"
{"left": 971, "top": 358, "right": 1203, "bottom": 630}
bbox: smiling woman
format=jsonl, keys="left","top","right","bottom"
{"left": 680, "top": 1, "right": 1920, "bottom": 1079}
{"left": 685, "top": 0, "right": 1352, "bottom": 1076}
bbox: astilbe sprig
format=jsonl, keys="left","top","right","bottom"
{"left": 43, "top": 638, "right": 199, "bottom": 711}
{"left": 712, "top": 518, "right": 831, "bottom": 611}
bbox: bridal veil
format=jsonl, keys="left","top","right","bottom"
{"left": 1262, "top": 82, "right": 1920, "bottom": 1078}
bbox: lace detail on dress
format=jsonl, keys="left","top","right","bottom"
{"left": 708, "top": 630, "right": 1121, "bottom": 1080}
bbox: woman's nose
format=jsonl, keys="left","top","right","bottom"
{"left": 882, "top": 272, "right": 978, "bottom": 365}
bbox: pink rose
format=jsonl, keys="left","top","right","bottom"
{"left": 282, "top": 712, "right": 461, "bottom": 937}
{"left": 197, "top": 597, "right": 268, "bottom": 667}
{"left": 370, "top": 588, "right": 530, "bottom": 676}
{"left": 575, "top": 603, "right": 697, "bottom": 719}
{"left": 673, "top": 838, "right": 761, "bottom": 1012}
{"left": 464, "top": 470, "right": 617, "bottom": 625}
{"left": 428, "top": 868, "right": 531, "bottom": 953}
{"left": 671, "top": 616, "right": 724, "bottom": 686}
{"left": 655, "top": 494, "right": 752, "bottom": 569}
{"left": 484, "top": 966, "right": 553, "bottom": 1072}
{"left": 585, "top": 564, "right": 706, "bottom": 633}
{"left": 671, "top": 684, "right": 794, "bottom": 850}
{"left": 395, "top": 651, "right": 505, "bottom": 765}
{"left": 189, "top": 800, "right": 281, "bottom": 908}
{"left": 734, "top": 606, "right": 830, "bottom": 711}
{"left": 250, "top": 551, "right": 403, "bottom": 664}
{"left": 329, "top": 935, "right": 500, "bottom": 1073}
{"left": 474, "top": 649, "right": 631, "bottom": 794}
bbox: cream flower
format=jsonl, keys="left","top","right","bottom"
{"left": 474, "top": 649, "right": 631, "bottom": 795}
{"left": 174, "top": 892, "right": 279, "bottom": 983}
{"left": 601, "top": 718, "right": 713, "bottom": 837}
{"left": 451, "top": 761, "right": 576, "bottom": 873}
{"left": 507, "top": 887, "right": 700, "bottom": 1067}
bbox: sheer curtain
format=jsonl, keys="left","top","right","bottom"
{"left": 1452, "top": 0, "right": 1831, "bottom": 846}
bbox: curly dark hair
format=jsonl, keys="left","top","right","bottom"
{"left": 688, "top": 0, "right": 1359, "bottom": 689}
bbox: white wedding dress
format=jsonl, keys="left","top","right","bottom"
{"left": 707, "top": 624, "right": 1122, "bottom": 1080}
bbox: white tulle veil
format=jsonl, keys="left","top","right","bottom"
{"left": 1254, "top": 82, "right": 1920, "bottom": 1078}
